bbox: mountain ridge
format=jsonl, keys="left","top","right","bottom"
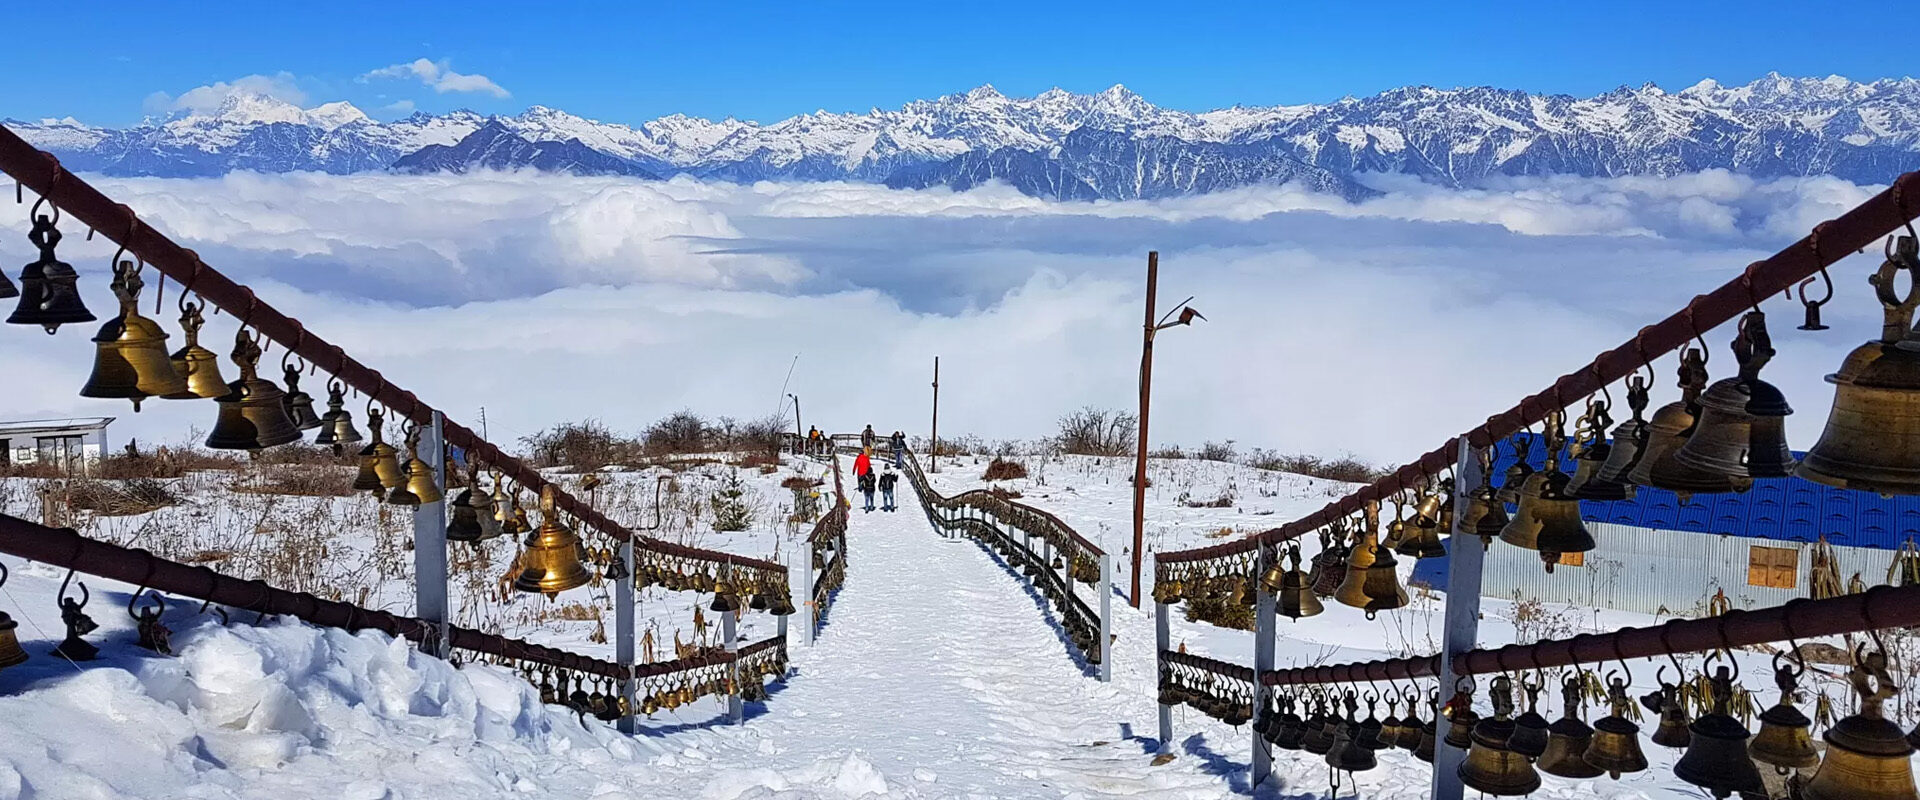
{"left": 9, "top": 74, "right": 1919, "bottom": 200}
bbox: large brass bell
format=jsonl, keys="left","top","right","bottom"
{"left": 79, "top": 259, "right": 187, "bottom": 410}
{"left": 1359, "top": 544, "right": 1408, "bottom": 618}
{"left": 1496, "top": 435, "right": 1534, "bottom": 506}
{"left": 1584, "top": 671, "right": 1650, "bottom": 778}
{"left": 511, "top": 485, "right": 592, "bottom": 596}
{"left": 401, "top": 427, "right": 443, "bottom": 505}
{"left": 1633, "top": 347, "right": 1752, "bottom": 497}
{"left": 1674, "top": 661, "right": 1764, "bottom": 798}
{"left": 1802, "top": 647, "right": 1919, "bottom": 800}
{"left": 1799, "top": 237, "right": 1920, "bottom": 495}
{"left": 1397, "top": 484, "right": 1449, "bottom": 559}
{"left": 353, "top": 409, "right": 404, "bottom": 493}
{"left": 0, "top": 564, "right": 27, "bottom": 670}
{"left": 163, "top": 300, "right": 228, "bottom": 399}
{"left": 1459, "top": 676, "right": 1541, "bottom": 797}
{"left": 1567, "top": 395, "right": 1634, "bottom": 501}
{"left": 1508, "top": 678, "right": 1551, "bottom": 759}
{"left": 1277, "top": 545, "right": 1323, "bottom": 620}
{"left": 1590, "top": 374, "right": 1652, "bottom": 495}
{"left": 7, "top": 210, "right": 95, "bottom": 333}
{"left": 1531, "top": 478, "right": 1595, "bottom": 574}
{"left": 1539, "top": 673, "right": 1604, "bottom": 779}
{"left": 205, "top": 329, "right": 303, "bottom": 450}
{"left": 313, "top": 380, "right": 364, "bottom": 451}
{"left": 1335, "top": 504, "right": 1382, "bottom": 610}
{"left": 1672, "top": 309, "right": 1795, "bottom": 483}
{"left": 279, "top": 363, "right": 324, "bottom": 430}
{"left": 447, "top": 489, "right": 486, "bottom": 541}
{"left": 1750, "top": 653, "right": 1820, "bottom": 771}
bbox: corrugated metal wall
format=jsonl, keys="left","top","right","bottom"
{"left": 1479, "top": 523, "right": 1903, "bottom": 616}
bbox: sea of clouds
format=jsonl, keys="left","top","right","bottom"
{"left": 0, "top": 170, "right": 1892, "bottom": 464}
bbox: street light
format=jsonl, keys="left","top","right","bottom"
{"left": 1131, "top": 251, "right": 1203, "bottom": 608}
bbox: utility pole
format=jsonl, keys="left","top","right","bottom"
{"left": 1130, "top": 251, "right": 1203, "bottom": 608}
{"left": 930, "top": 356, "right": 940, "bottom": 474}
{"left": 789, "top": 393, "right": 802, "bottom": 439}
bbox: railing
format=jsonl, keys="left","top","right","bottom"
{"left": 892, "top": 441, "right": 1112, "bottom": 679}
{"left": 803, "top": 448, "right": 848, "bottom": 637}
{"left": 1147, "top": 168, "right": 1920, "bottom": 796}
{"left": 0, "top": 125, "right": 797, "bottom": 733}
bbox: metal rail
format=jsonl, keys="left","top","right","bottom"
{"left": 1156, "top": 169, "right": 1920, "bottom": 566}
{"left": 0, "top": 126, "right": 781, "bottom": 579}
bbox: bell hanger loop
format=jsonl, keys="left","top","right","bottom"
{"left": 127, "top": 564, "right": 165, "bottom": 621}
{"left": 57, "top": 567, "right": 88, "bottom": 608}
{"left": 27, "top": 193, "right": 60, "bottom": 227}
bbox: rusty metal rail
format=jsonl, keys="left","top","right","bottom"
{"left": 0, "top": 126, "right": 780, "bottom": 578}
{"left": 1158, "top": 170, "right": 1920, "bottom": 565}
{"left": 1163, "top": 649, "right": 1257, "bottom": 684}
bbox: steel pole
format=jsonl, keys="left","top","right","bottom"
{"left": 1131, "top": 251, "right": 1158, "bottom": 608}
{"left": 616, "top": 539, "right": 636, "bottom": 735}
{"left": 411, "top": 411, "right": 450, "bottom": 658}
{"left": 1251, "top": 545, "right": 1276, "bottom": 787}
{"left": 1155, "top": 584, "right": 1174, "bottom": 753}
{"left": 724, "top": 609, "right": 743, "bottom": 724}
{"left": 1098, "top": 552, "right": 1112, "bottom": 683}
{"left": 1432, "top": 439, "right": 1487, "bottom": 800}
{"left": 930, "top": 356, "right": 940, "bottom": 474}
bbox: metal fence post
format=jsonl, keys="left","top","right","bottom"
{"left": 724, "top": 608, "right": 743, "bottom": 725}
{"left": 1432, "top": 439, "right": 1487, "bottom": 800}
{"left": 615, "top": 539, "right": 636, "bottom": 735}
{"left": 1099, "top": 551, "right": 1112, "bottom": 683}
{"left": 411, "top": 410, "right": 449, "bottom": 658}
{"left": 1252, "top": 544, "right": 1276, "bottom": 787}
{"left": 1155, "top": 554, "right": 1173, "bottom": 751}
{"left": 799, "top": 546, "right": 815, "bottom": 646}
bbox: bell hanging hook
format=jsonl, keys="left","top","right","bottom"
{"left": 57, "top": 567, "right": 89, "bottom": 609}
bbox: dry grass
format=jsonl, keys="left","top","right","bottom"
{"left": 231, "top": 465, "right": 358, "bottom": 497}
{"left": 60, "top": 478, "right": 180, "bottom": 516}
{"left": 983, "top": 457, "right": 1028, "bottom": 481}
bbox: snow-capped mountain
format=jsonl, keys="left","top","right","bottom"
{"left": 8, "top": 74, "right": 1919, "bottom": 200}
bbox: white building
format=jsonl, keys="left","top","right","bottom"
{"left": 0, "top": 417, "right": 113, "bottom": 475}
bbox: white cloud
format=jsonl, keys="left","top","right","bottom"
{"left": 0, "top": 173, "right": 1883, "bottom": 468}
{"left": 383, "top": 100, "right": 416, "bottom": 114}
{"left": 361, "top": 58, "right": 509, "bottom": 98}
{"left": 143, "top": 72, "right": 308, "bottom": 115}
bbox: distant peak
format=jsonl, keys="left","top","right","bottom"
{"left": 964, "top": 84, "right": 1005, "bottom": 101}
{"left": 1099, "top": 84, "right": 1138, "bottom": 99}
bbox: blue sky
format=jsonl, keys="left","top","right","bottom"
{"left": 3, "top": 0, "right": 1913, "bottom": 126}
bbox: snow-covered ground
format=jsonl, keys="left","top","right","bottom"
{"left": 0, "top": 449, "right": 1906, "bottom": 799}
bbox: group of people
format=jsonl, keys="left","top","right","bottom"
{"left": 853, "top": 424, "right": 908, "bottom": 513}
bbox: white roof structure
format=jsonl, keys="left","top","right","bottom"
{"left": 0, "top": 417, "right": 114, "bottom": 438}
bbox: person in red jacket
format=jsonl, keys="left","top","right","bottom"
{"left": 854, "top": 449, "right": 872, "bottom": 480}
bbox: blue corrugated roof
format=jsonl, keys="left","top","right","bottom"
{"left": 1487, "top": 432, "right": 1917, "bottom": 550}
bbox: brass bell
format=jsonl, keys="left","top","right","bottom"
{"left": 280, "top": 364, "right": 324, "bottom": 430}
{"left": 163, "top": 300, "right": 229, "bottom": 399}
{"left": 205, "top": 329, "right": 304, "bottom": 450}
{"left": 1672, "top": 309, "right": 1795, "bottom": 483}
{"left": 1278, "top": 545, "right": 1324, "bottom": 620}
{"left": 1459, "top": 676, "right": 1541, "bottom": 796}
{"left": 1399, "top": 517, "right": 1448, "bottom": 560}
{"left": 1647, "top": 678, "right": 1692, "bottom": 749}
{"left": 1416, "top": 709, "right": 1439, "bottom": 763}
{"left": 1444, "top": 687, "right": 1479, "bottom": 749}
{"left": 1327, "top": 691, "right": 1377, "bottom": 772}
{"left": 1335, "top": 505, "right": 1382, "bottom": 610}
{"left": 1590, "top": 374, "right": 1652, "bottom": 495}
{"left": 1496, "top": 435, "right": 1534, "bottom": 506}
{"left": 1509, "top": 678, "right": 1551, "bottom": 760}
{"left": 1802, "top": 647, "right": 1920, "bottom": 800}
{"left": 1308, "top": 529, "right": 1347, "bottom": 598}
{"left": 447, "top": 489, "right": 486, "bottom": 541}
{"left": 511, "top": 485, "right": 593, "bottom": 596}
{"left": 0, "top": 565, "right": 28, "bottom": 670}
{"left": 1799, "top": 238, "right": 1920, "bottom": 496}
{"left": 354, "top": 409, "right": 405, "bottom": 493}
{"left": 1539, "top": 673, "right": 1604, "bottom": 779}
{"left": 711, "top": 591, "right": 740, "bottom": 613}
{"left": 1275, "top": 695, "right": 1307, "bottom": 750}
{"left": 313, "top": 381, "right": 364, "bottom": 450}
{"left": 402, "top": 431, "right": 443, "bottom": 505}
{"left": 1497, "top": 469, "right": 1545, "bottom": 551}
{"left": 1633, "top": 347, "right": 1753, "bottom": 498}
{"left": 1532, "top": 476, "right": 1595, "bottom": 573}
{"left": 1674, "top": 662, "right": 1765, "bottom": 798}
{"left": 7, "top": 212, "right": 95, "bottom": 334}
{"left": 1258, "top": 555, "right": 1286, "bottom": 594}
{"left": 1584, "top": 671, "right": 1650, "bottom": 778}
{"left": 1751, "top": 653, "right": 1820, "bottom": 771}
{"left": 1395, "top": 691, "right": 1424, "bottom": 751}
{"left": 1302, "top": 694, "right": 1336, "bottom": 755}
{"left": 1359, "top": 544, "right": 1408, "bottom": 618}
{"left": 78, "top": 260, "right": 187, "bottom": 410}
{"left": 1567, "top": 395, "right": 1634, "bottom": 501}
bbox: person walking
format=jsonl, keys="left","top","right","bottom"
{"left": 879, "top": 468, "right": 898, "bottom": 512}
{"left": 889, "top": 430, "right": 906, "bottom": 468}
{"left": 858, "top": 469, "right": 877, "bottom": 513}
{"left": 854, "top": 448, "right": 871, "bottom": 481}
{"left": 807, "top": 426, "right": 822, "bottom": 455}
{"left": 861, "top": 424, "right": 876, "bottom": 452}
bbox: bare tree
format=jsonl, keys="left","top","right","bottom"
{"left": 1053, "top": 406, "right": 1137, "bottom": 456}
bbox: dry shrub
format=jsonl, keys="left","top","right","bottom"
{"left": 1182, "top": 493, "right": 1233, "bottom": 509}
{"left": 62, "top": 478, "right": 179, "bottom": 516}
{"left": 735, "top": 452, "right": 779, "bottom": 470}
{"left": 988, "top": 486, "right": 1024, "bottom": 500}
{"left": 1243, "top": 448, "right": 1387, "bottom": 483}
{"left": 96, "top": 448, "right": 245, "bottom": 479}
{"left": 234, "top": 465, "right": 357, "bottom": 497}
{"left": 522, "top": 418, "right": 645, "bottom": 469}
{"left": 0, "top": 462, "right": 66, "bottom": 479}
{"left": 780, "top": 475, "right": 822, "bottom": 491}
{"left": 1053, "top": 407, "right": 1136, "bottom": 456}
{"left": 983, "top": 457, "right": 1028, "bottom": 481}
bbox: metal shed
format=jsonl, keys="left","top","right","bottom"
{"left": 0, "top": 417, "right": 114, "bottom": 476}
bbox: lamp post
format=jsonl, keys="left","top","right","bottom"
{"left": 1130, "top": 251, "right": 1203, "bottom": 608}
{"left": 789, "top": 393, "right": 802, "bottom": 439}
{"left": 930, "top": 356, "right": 940, "bottom": 474}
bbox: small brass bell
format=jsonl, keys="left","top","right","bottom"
{"left": 1360, "top": 544, "right": 1408, "bottom": 618}
{"left": 52, "top": 574, "right": 99, "bottom": 662}
{"left": 1799, "top": 238, "right": 1920, "bottom": 496}
{"left": 7, "top": 212, "right": 95, "bottom": 334}
{"left": 205, "top": 329, "right": 303, "bottom": 450}
{"left": 1302, "top": 695, "right": 1336, "bottom": 755}
{"left": 1278, "top": 545, "right": 1323, "bottom": 620}
{"left": 1335, "top": 504, "right": 1382, "bottom": 610}
{"left": 1509, "top": 679, "right": 1551, "bottom": 759}
{"left": 313, "top": 381, "right": 364, "bottom": 450}
{"left": 1444, "top": 688, "right": 1479, "bottom": 749}
{"left": 447, "top": 489, "right": 486, "bottom": 541}
{"left": 280, "top": 364, "right": 324, "bottom": 430}
{"left": 1275, "top": 695, "right": 1306, "bottom": 750}
{"left": 1802, "top": 648, "right": 1920, "bottom": 800}
{"left": 1590, "top": 374, "right": 1652, "bottom": 495}
{"left": 1416, "top": 707, "right": 1439, "bottom": 763}
{"left": 1399, "top": 517, "right": 1448, "bottom": 560}
{"left": 1539, "top": 673, "right": 1604, "bottom": 779}
{"left": 1496, "top": 436, "right": 1534, "bottom": 506}
{"left": 1308, "top": 529, "right": 1347, "bottom": 598}
{"left": 402, "top": 430, "right": 443, "bottom": 504}
{"left": 1751, "top": 653, "right": 1820, "bottom": 771}
{"left": 1672, "top": 309, "right": 1795, "bottom": 482}
{"left": 1584, "top": 672, "right": 1650, "bottom": 778}
{"left": 1498, "top": 472, "right": 1546, "bottom": 550}
{"left": 1258, "top": 555, "right": 1286, "bottom": 594}
{"left": 1460, "top": 676, "right": 1541, "bottom": 796}
{"left": 511, "top": 486, "right": 593, "bottom": 596}
{"left": 1674, "top": 662, "right": 1765, "bottom": 798}
{"left": 1395, "top": 691, "right": 1424, "bottom": 751}
{"left": 1647, "top": 679, "right": 1692, "bottom": 749}
{"left": 1633, "top": 347, "right": 1753, "bottom": 497}
{"left": 79, "top": 260, "right": 187, "bottom": 410}
{"left": 1328, "top": 692, "right": 1377, "bottom": 772}
{"left": 1567, "top": 396, "right": 1634, "bottom": 501}
{"left": 354, "top": 409, "right": 404, "bottom": 493}
{"left": 0, "top": 565, "right": 28, "bottom": 670}
{"left": 163, "top": 301, "right": 229, "bottom": 399}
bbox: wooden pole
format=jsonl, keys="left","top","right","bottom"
{"left": 1130, "top": 252, "right": 1158, "bottom": 608}
{"left": 930, "top": 356, "right": 940, "bottom": 474}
